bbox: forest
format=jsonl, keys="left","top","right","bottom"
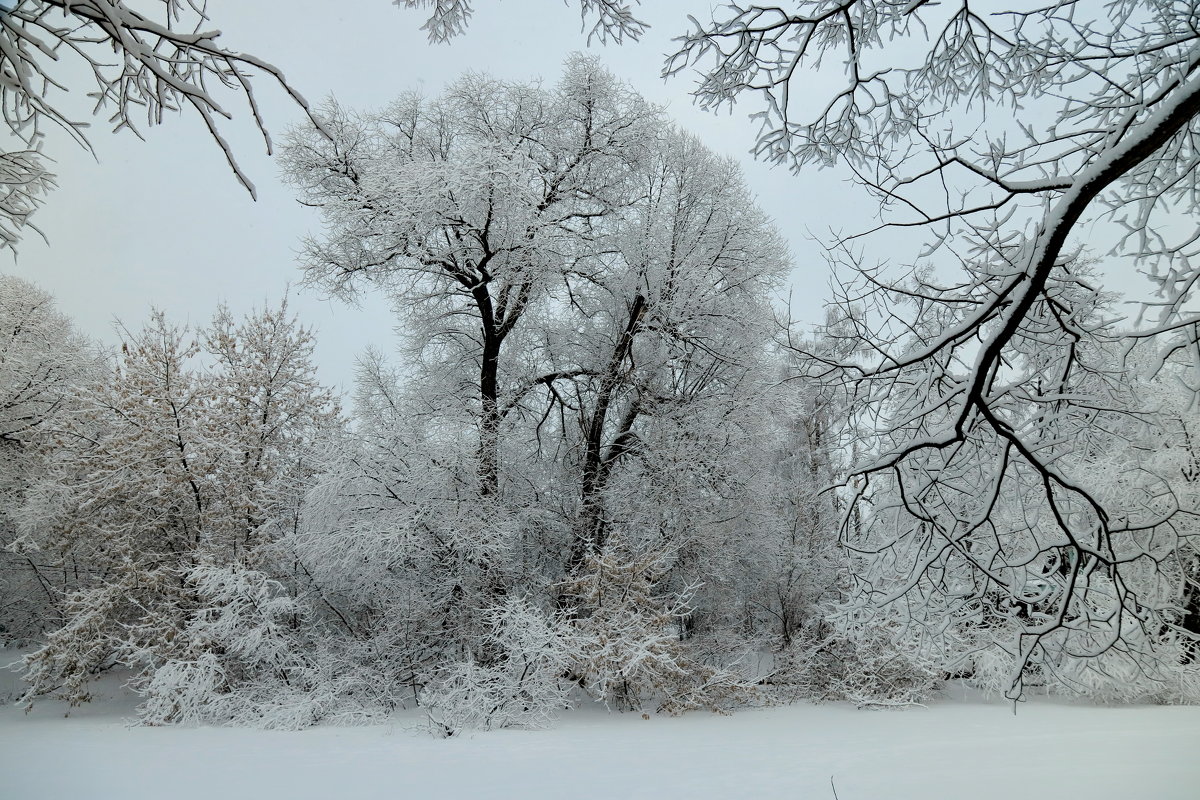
{"left": 1, "top": 2, "right": 1199, "bottom": 796}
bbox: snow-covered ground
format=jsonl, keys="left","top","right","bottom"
{"left": 2, "top": 654, "right": 1197, "bottom": 800}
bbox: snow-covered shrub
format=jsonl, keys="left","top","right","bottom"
{"left": 135, "top": 564, "right": 318, "bottom": 728}
{"left": 760, "top": 579, "right": 943, "bottom": 708}
{"left": 422, "top": 660, "right": 520, "bottom": 737}
{"left": 564, "top": 545, "right": 755, "bottom": 714}
{"left": 0, "top": 278, "right": 101, "bottom": 646}
{"left": 289, "top": 426, "right": 526, "bottom": 709}
{"left": 802, "top": 629, "right": 940, "bottom": 708}
{"left": 421, "top": 597, "right": 575, "bottom": 737}
{"left": 19, "top": 582, "right": 128, "bottom": 708}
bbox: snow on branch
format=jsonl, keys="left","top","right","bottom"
{"left": 0, "top": 0, "right": 327, "bottom": 249}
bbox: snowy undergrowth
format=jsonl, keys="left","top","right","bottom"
{"left": 1, "top": 662, "right": 1196, "bottom": 800}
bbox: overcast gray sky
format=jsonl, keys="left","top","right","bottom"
{"left": 0, "top": 1, "right": 870, "bottom": 393}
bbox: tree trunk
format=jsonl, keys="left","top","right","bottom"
{"left": 478, "top": 330, "right": 501, "bottom": 498}
{"left": 569, "top": 294, "right": 646, "bottom": 571}
{"left": 472, "top": 279, "right": 504, "bottom": 499}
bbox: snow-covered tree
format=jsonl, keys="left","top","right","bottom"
{"left": 204, "top": 299, "right": 343, "bottom": 563}
{"left": 473, "top": 127, "right": 790, "bottom": 584}
{"left": 17, "top": 312, "right": 215, "bottom": 704}
{"left": 755, "top": 346, "right": 843, "bottom": 652}
{"left": 292, "top": 365, "right": 520, "bottom": 698}
{"left": 16, "top": 302, "right": 341, "bottom": 710}
{"left": 0, "top": 275, "right": 99, "bottom": 643}
{"left": 283, "top": 60, "right": 795, "bottom": 718}
{"left": 590, "top": 1, "right": 1200, "bottom": 699}
{"left": 0, "top": 276, "right": 94, "bottom": 456}
{"left": 282, "top": 55, "right": 658, "bottom": 498}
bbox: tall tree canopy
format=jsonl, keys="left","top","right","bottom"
{"left": 282, "top": 56, "right": 659, "bottom": 498}
{"left": 281, "top": 58, "right": 793, "bottom": 721}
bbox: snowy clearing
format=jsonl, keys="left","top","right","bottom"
{"left": 2, "top": 660, "right": 1196, "bottom": 800}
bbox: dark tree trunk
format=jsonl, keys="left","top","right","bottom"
{"left": 472, "top": 280, "right": 504, "bottom": 498}
{"left": 478, "top": 329, "right": 502, "bottom": 498}
{"left": 569, "top": 294, "right": 646, "bottom": 572}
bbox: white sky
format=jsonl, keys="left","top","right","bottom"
{"left": 1, "top": 1, "right": 867, "bottom": 394}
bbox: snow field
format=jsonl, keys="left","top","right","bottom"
{"left": 2, "top": 667, "right": 1196, "bottom": 800}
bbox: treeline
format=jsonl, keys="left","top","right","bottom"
{"left": 2, "top": 60, "right": 1198, "bottom": 732}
